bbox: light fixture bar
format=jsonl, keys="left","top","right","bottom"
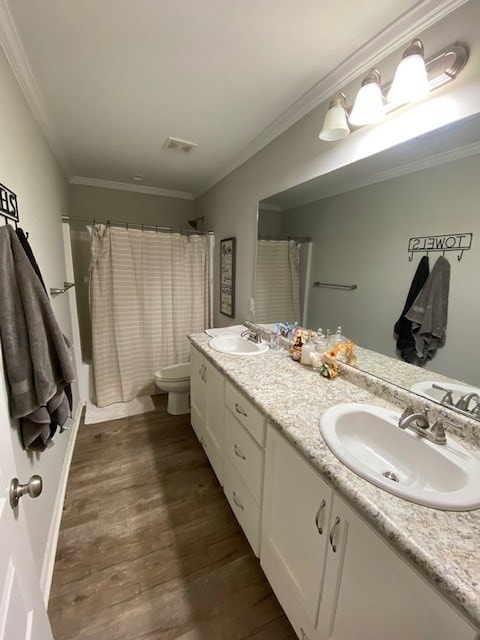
{"left": 381, "top": 42, "right": 468, "bottom": 114}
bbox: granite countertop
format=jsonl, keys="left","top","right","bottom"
{"left": 189, "top": 332, "right": 480, "bottom": 628}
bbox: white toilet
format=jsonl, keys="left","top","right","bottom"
{"left": 154, "top": 362, "right": 191, "bottom": 415}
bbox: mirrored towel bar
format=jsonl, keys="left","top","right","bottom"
{"left": 313, "top": 281, "right": 357, "bottom": 291}
{"left": 50, "top": 282, "right": 75, "bottom": 296}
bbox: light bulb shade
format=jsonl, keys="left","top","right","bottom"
{"left": 387, "top": 53, "right": 430, "bottom": 105}
{"left": 349, "top": 82, "right": 385, "bottom": 126}
{"left": 319, "top": 101, "right": 350, "bottom": 141}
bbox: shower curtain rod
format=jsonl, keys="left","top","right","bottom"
{"left": 258, "top": 234, "right": 312, "bottom": 243}
{"left": 61, "top": 215, "right": 213, "bottom": 236}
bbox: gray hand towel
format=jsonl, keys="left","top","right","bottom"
{"left": 0, "top": 225, "right": 76, "bottom": 449}
{"left": 405, "top": 255, "right": 450, "bottom": 361}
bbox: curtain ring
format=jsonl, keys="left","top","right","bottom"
{"left": 106, "top": 219, "right": 111, "bottom": 227}
{"left": 141, "top": 224, "right": 144, "bottom": 232}
{"left": 93, "top": 218, "right": 96, "bottom": 229}
{"left": 126, "top": 222, "right": 129, "bottom": 230}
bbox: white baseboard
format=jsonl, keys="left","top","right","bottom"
{"left": 40, "top": 401, "right": 84, "bottom": 605}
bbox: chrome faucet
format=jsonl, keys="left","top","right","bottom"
{"left": 455, "top": 392, "right": 480, "bottom": 412}
{"left": 398, "top": 405, "right": 447, "bottom": 445}
{"left": 241, "top": 329, "right": 261, "bottom": 344}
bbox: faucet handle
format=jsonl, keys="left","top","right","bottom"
{"left": 432, "top": 384, "right": 454, "bottom": 406}
{"left": 430, "top": 420, "right": 447, "bottom": 445}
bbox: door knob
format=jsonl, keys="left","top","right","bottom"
{"left": 9, "top": 475, "right": 43, "bottom": 508}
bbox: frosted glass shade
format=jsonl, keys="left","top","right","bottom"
{"left": 349, "top": 82, "right": 385, "bottom": 126}
{"left": 387, "top": 53, "right": 430, "bottom": 105}
{"left": 319, "top": 105, "right": 350, "bottom": 141}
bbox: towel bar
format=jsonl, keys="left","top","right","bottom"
{"left": 50, "top": 282, "right": 75, "bottom": 296}
{"left": 313, "top": 281, "right": 357, "bottom": 291}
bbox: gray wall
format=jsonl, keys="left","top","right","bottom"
{"left": 68, "top": 184, "right": 195, "bottom": 362}
{"left": 0, "top": 46, "right": 79, "bottom": 584}
{"left": 280, "top": 153, "right": 480, "bottom": 385}
{"left": 196, "top": 1, "right": 480, "bottom": 329}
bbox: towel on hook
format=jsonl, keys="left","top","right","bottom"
{"left": 405, "top": 255, "right": 450, "bottom": 361}
{"left": 0, "top": 225, "right": 76, "bottom": 450}
{"left": 393, "top": 256, "right": 430, "bottom": 363}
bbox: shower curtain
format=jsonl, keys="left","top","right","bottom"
{"left": 254, "top": 239, "right": 301, "bottom": 324}
{"left": 89, "top": 226, "right": 210, "bottom": 407}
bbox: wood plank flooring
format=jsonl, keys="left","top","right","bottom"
{"left": 49, "top": 396, "right": 296, "bottom": 640}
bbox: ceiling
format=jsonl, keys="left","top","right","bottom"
{"left": 0, "top": 0, "right": 462, "bottom": 197}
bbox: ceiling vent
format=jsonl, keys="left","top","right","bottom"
{"left": 162, "top": 137, "right": 197, "bottom": 155}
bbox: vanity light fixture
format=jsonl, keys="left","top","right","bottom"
{"left": 387, "top": 39, "right": 429, "bottom": 105}
{"left": 319, "top": 40, "right": 468, "bottom": 142}
{"left": 349, "top": 69, "right": 385, "bottom": 126}
{"left": 319, "top": 93, "right": 350, "bottom": 141}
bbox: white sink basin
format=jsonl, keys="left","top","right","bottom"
{"left": 320, "top": 403, "right": 480, "bottom": 511}
{"left": 411, "top": 380, "right": 480, "bottom": 405}
{"left": 209, "top": 334, "right": 269, "bottom": 356}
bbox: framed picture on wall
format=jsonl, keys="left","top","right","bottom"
{"left": 220, "top": 237, "right": 236, "bottom": 317}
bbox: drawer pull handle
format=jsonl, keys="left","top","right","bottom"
{"left": 235, "top": 403, "right": 247, "bottom": 417}
{"left": 315, "top": 499, "right": 326, "bottom": 534}
{"left": 329, "top": 516, "right": 340, "bottom": 552}
{"left": 202, "top": 365, "right": 207, "bottom": 383}
{"left": 234, "top": 444, "right": 246, "bottom": 460}
{"left": 233, "top": 491, "right": 244, "bottom": 510}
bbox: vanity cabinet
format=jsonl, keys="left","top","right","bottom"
{"left": 190, "top": 345, "right": 225, "bottom": 485}
{"left": 262, "top": 425, "right": 477, "bottom": 640}
{"left": 223, "top": 381, "right": 266, "bottom": 556}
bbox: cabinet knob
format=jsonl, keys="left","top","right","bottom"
{"left": 234, "top": 444, "right": 246, "bottom": 460}
{"left": 232, "top": 491, "right": 244, "bottom": 510}
{"left": 315, "top": 499, "right": 326, "bottom": 534}
{"left": 329, "top": 516, "right": 340, "bottom": 552}
{"left": 235, "top": 403, "right": 247, "bottom": 417}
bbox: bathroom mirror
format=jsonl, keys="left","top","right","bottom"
{"left": 254, "top": 112, "right": 480, "bottom": 418}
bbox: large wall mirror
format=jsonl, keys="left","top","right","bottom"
{"left": 254, "top": 113, "right": 480, "bottom": 419}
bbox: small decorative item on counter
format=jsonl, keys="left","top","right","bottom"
{"left": 300, "top": 331, "right": 316, "bottom": 366}
{"left": 328, "top": 325, "right": 347, "bottom": 350}
{"left": 335, "top": 339, "right": 358, "bottom": 367}
{"left": 289, "top": 329, "right": 303, "bottom": 361}
{"left": 269, "top": 323, "right": 282, "bottom": 350}
{"left": 320, "top": 350, "right": 339, "bottom": 378}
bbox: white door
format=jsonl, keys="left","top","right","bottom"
{"left": 0, "top": 367, "right": 53, "bottom": 640}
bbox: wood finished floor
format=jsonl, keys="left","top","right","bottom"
{"left": 48, "top": 396, "right": 296, "bottom": 640}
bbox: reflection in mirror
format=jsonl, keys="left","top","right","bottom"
{"left": 255, "top": 113, "right": 480, "bottom": 418}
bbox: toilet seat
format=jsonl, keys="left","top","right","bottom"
{"left": 155, "top": 362, "right": 190, "bottom": 382}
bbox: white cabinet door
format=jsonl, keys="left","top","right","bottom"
{"left": 261, "top": 426, "right": 333, "bottom": 627}
{"left": 189, "top": 345, "right": 225, "bottom": 485}
{"left": 318, "top": 493, "right": 477, "bottom": 640}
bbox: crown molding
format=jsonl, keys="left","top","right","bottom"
{"left": 0, "top": 0, "right": 72, "bottom": 178}
{"left": 69, "top": 176, "right": 194, "bottom": 200}
{"left": 196, "top": 0, "right": 470, "bottom": 197}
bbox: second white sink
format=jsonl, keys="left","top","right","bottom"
{"left": 209, "top": 334, "right": 269, "bottom": 356}
{"left": 320, "top": 403, "right": 480, "bottom": 511}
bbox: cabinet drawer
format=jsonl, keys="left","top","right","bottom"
{"left": 225, "top": 409, "right": 264, "bottom": 504}
{"left": 225, "top": 381, "right": 265, "bottom": 446}
{"left": 224, "top": 458, "right": 261, "bottom": 557}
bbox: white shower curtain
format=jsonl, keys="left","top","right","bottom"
{"left": 89, "top": 226, "right": 210, "bottom": 407}
{"left": 254, "top": 239, "right": 301, "bottom": 324}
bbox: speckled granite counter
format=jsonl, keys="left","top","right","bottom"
{"left": 189, "top": 332, "right": 480, "bottom": 628}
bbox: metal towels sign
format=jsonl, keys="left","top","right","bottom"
{"left": 0, "top": 182, "right": 19, "bottom": 221}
